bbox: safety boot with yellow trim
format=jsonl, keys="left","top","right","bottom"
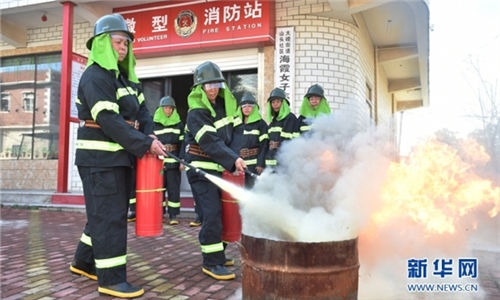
{"left": 69, "top": 259, "right": 97, "bottom": 281}
{"left": 169, "top": 214, "right": 179, "bottom": 225}
{"left": 98, "top": 282, "right": 144, "bottom": 298}
{"left": 224, "top": 257, "right": 234, "bottom": 266}
{"left": 127, "top": 211, "right": 136, "bottom": 222}
{"left": 189, "top": 217, "right": 201, "bottom": 227}
{"left": 202, "top": 264, "right": 235, "bottom": 280}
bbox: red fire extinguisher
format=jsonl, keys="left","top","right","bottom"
{"left": 135, "top": 152, "right": 164, "bottom": 237}
{"left": 221, "top": 170, "right": 245, "bottom": 242}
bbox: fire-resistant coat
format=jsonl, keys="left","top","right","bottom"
{"left": 184, "top": 85, "right": 239, "bottom": 172}
{"left": 75, "top": 63, "right": 153, "bottom": 164}
{"left": 153, "top": 107, "right": 184, "bottom": 169}
{"left": 232, "top": 104, "right": 268, "bottom": 186}
{"left": 265, "top": 99, "right": 299, "bottom": 166}
{"left": 297, "top": 95, "right": 331, "bottom": 134}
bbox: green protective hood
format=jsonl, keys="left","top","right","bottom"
{"left": 236, "top": 104, "right": 262, "bottom": 124}
{"left": 299, "top": 96, "right": 331, "bottom": 118}
{"left": 187, "top": 84, "right": 237, "bottom": 118}
{"left": 86, "top": 34, "right": 139, "bottom": 83}
{"left": 153, "top": 106, "right": 181, "bottom": 126}
{"left": 267, "top": 99, "right": 291, "bottom": 122}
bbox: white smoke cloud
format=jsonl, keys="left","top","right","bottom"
{"left": 234, "top": 105, "right": 495, "bottom": 299}
{"left": 241, "top": 108, "right": 393, "bottom": 242}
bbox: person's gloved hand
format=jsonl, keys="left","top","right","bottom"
{"left": 234, "top": 157, "right": 246, "bottom": 172}
{"left": 149, "top": 139, "right": 166, "bottom": 156}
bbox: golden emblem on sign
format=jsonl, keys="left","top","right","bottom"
{"left": 175, "top": 10, "right": 197, "bottom": 38}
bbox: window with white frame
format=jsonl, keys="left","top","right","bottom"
{"left": 0, "top": 53, "right": 61, "bottom": 160}
{"left": 23, "top": 91, "right": 34, "bottom": 112}
{"left": 1, "top": 92, "right": 10, "bottom": 112}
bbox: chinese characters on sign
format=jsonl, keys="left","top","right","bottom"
{"left": 115, "top": 0, "right": 274, "bottom": 55}
{"left": 70, "top": 53, "right": 87, "bottom": 120}
{"left": 274, "top": 27, "right": 295, "bottom": 109}
{"left": 408, "top": 258, "right": 478, "bottom": 279}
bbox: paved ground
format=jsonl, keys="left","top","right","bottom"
{"left": 1, "top": 206, "right": 499, "bottom": 300}
{"left": 0, "top": 207, "right": 241, "bottom": 300}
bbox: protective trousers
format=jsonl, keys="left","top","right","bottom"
{"left": 74, "top": 166, "right": 131, "bottom": 286}
{"left": 187, "top": 169, "right": 225, "bottom": 266}
{"left": 164, "top": 168, "right": 181, "bottom": 216}
{"left": 129, "top": 167, "right": 136, "bottom": 212}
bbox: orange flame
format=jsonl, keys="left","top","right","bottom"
{"left": 372, "top": 139, "right": 499, "bottom": 235}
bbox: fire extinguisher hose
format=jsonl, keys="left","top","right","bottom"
{"left": 160, "top": 150, "right": 259, "bottom": 179}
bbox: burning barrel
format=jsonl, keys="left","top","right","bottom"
{"left": 240, "top": 234, "right": 359, "bottom": 300}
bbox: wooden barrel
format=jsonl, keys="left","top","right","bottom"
{"left": 240, "top": 234, "right": 359, "bottom": 300}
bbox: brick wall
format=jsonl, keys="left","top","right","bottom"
{"left": 0, "top": 159, "right": 57, "bottom": 190}
{"left": 0, "top": 22, "right": 92, "bottom": 55}
{"left": 275, "top": 0, "right": 373, "bottom": 130}
{"left": 73, "top": 22, "right": 93, "bottom": 56}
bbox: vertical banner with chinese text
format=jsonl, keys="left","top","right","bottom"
{"left": 274, "top": 26, "right": 295, "bottom": 110}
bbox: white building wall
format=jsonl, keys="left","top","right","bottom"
{"left": 74, "top": 22, "right": 93, "bottom": 55}
{"left": 0, "top": 0, "right": 53, "bottom": 9}
{"left": 0, "top": 21, "right": 92, "bottom": 52}
{"left": 275, "top": 0, "right": 372, "bottom": 131}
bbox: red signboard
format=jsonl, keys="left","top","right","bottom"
{"left": 114, "top": 0, "right": 275, "bottom": 57}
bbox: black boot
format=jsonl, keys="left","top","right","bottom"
{"left": 69, "top": 259, "right": 97, "bottom": 281}
{"left": 127, "top": 211, "right": 136, "bottom": 222}
{"left": 98, "top": 282, "right": 144, "bottom": 298}
{"left": 202, "top": 264, "right": 235, "bottom": 280}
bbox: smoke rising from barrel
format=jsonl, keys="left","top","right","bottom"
{"left": 240, "top": 111, "right": 394, "bottom": 242}
{"left": 216, "top": 106, "right": 497, "bottom": 299}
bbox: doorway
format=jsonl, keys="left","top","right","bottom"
{"left": 140, "top": 69, "right": 257, "bottom": 199}
{"left": 141, "top": 68, "right": 257, "bottom": 120}
{"left": 141, "top": 74, "right": 192, "bottom": 122}
{"left": 170, "top": 74, "right": 192, "bottom": 123}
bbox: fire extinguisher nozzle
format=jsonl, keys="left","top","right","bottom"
{"left": 195, "top": 168, "right": 208, "bottom": 177}
{"left": 244, "top": 168, "right": 259, "bottom": 179}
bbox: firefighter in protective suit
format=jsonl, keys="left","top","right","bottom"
{"left": 232, "top": 93, "right": 269, "bottom": 187}
{"left": 265, "top": 87, "right": 300, "bottom": 167}
{"left": 184, "top": 61, "right": 246, "bottom": 280}
{"left": 298, "top": 84, "right": 331, "bottom": 134}
{"left": 69, "top": 14, "right": 166, "bottom": 298}
{"left": 153, "top": 96, "right": 185, "bottom": 225}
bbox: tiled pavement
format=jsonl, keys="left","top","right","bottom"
{"left": 0, "top": 207, "right": 241, "bottom": 300}
{"left": 1, "top": 206, "right": 499, "bottom": 300}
